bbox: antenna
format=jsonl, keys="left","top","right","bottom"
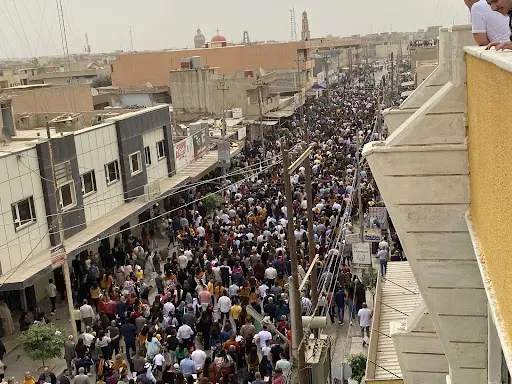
{"left": 290, "top": 8, "right": 297, "bottom": 42}
{"left": 129, "top": 26, "right": 134, "bottom": 52}
{"left": 55, "top": 0, "right": 76, "bottom": 112}
{"left": 242, "top": 31, "right": 251, "bottom": 45}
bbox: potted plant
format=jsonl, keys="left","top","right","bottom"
{"left": 347, "top": 353, "right": 367, "bottom": 384}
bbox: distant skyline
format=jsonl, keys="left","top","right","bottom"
{"left": 0, "top": 0, "right": 470, "bottom": 59}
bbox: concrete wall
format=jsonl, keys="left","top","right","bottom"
{"left": 410, "top": 46, "right": 438, "bottom": 72}
{"left": 467, "top": 54, "right": 512, "bottom": 352}
{"left": 120, "top": 93, "right": 152, "bottom": 107}
{"left": 0, "top": 148, "right": 51, "bottom": 274}
{"left": 5, "top": 84, "right": 94, "bottom": 114}
{"left": 111, "top": 42, "right": 309, "bottom": 87}
{"left": 75, "top": 123, "right": 125, "bottom": 224}
{"left": 142, "top": 127, "right": 168, "bottom": 182}
{"left": 375, "top": 43, "right": 402, "bottom": 59}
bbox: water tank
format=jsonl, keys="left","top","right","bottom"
{"left": 244, "top": 70, "right": 254, "bottom": 78}
{"left": 190, "top": 56, "right": 201, "bottom": 69}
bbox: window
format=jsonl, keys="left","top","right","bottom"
{"left": 12, "top": 197, "right": 36, "bottom": 230}
{"left": 105, "top": 160, "right": 120, "bottom": 185}
{"left": 144, "top": 146, "right": 152, "bottom": 166}
{"left": 58, "top": 181, "right": 76, "bottom": 211}
{"left": 80, "top": 171, "right": 97, "bottom": 197}
{"left": 129, "top": 151, "right": 142, "bottom": 176}
{"left": 157, "top": 140, "right": 166, "bottom": 160}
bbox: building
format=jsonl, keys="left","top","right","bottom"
{"left": 0, "top": 104, "right": 245, "bottom": 311}
{"left": 414, "top": 60, "right": 438, "bottom": 87}
{"left": 0, "top": 69, "right": 22, "bottom": 89}
{"left": 95, "top": 86, "right": 171, "bottom": 109}
{"left": 28, "top": 69, "right": 100, "bottom": 86}
{"left": 170, "top": 66, "right": 280, "bottom": 123}
{"left": 410, "top": 45, "right": 439, "bottom": 73}
{"left": 194, "top": 27, "right": 206, "bottom": 48}
{"left": 110, "top": 40, "right": 315, "bottom": 91}
{"left": 363, "top": 25, "right": 512, "bottom": 384}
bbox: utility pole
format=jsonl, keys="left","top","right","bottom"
{"left": 356, "top": 132, "right": 364, "bottom": 242}
{"left": 217, "top": 75, "right": 229, "bottom": 179}
{"left": 303, "top": 128, "right": 318, "bottom": 310}
{"left": 254, "top": 75, "right": 267, "bottom": 156}
{"left": 282, "top": 144, "right": 311, "bottom": 384}
{"left": 295, "top": 54, "right": 306, "bottom": 129}
{"left": 390, "top": 52, "right": 394, "bottom": 103}
{"left": 348, "top": 47, "right": 353, "bottom": 84}
{"left": 45, "top": 119, "right": 78, "bottom": 340}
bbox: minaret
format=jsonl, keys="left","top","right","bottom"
{"left": 301, "top": 11, "right": 310, "bottom": 41}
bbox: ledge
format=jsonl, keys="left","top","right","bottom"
{"left": 362, "top": 141, "right": 467, "bottom": 157}
{"left": 464, "top": 46, "right": 512, "bottom": 74}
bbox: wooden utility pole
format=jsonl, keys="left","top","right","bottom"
{"left": 45, "top": 120, "right": 78, "bottom": 340}
{"left": 217, "top": 76, "right": 229, "bottom": 179}
{"left": 254, "top": 75, "right": 267, "bottom": 155}
{"left": 282, "top": 144, "right": 313, "bottom": 384}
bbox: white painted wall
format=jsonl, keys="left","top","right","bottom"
{"left": 121, "top": 94, "right": 152, "bottom": 107}
{"left": 75, "top": 123, "right": 125, "bottom": 224}
{"left": 142, "top": 127, "right": 168, "bottom": 182}
{"left": 0, "top": 148, "right": 51, "bottom": 274}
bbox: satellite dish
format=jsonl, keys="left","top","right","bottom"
{"left": 91, "top": 88, "right": 99, "bottom": 96}
{"left": 146, "top": 82, "right": 153, "bottom": 88}
{"left": 2, "top": 127, "right": 12, "bottom": 146}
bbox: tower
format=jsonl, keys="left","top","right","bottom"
{"left": 301, "top": 11, "right": 310, "bottom": 41}
{"left": 194, "top": 27, "right": 206, "bottom": 48}
{"left": 290, "top": 8, "right": 297, "bottom": 42}
{"left": 84, "top": 33, "right": 91, "bottom": 54}
{"left": 242, "top": 31, "right": 251, "bottom": 45}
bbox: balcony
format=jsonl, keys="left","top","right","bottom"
{"left": 362, "top": 25, "right": 493, "bottom": 384}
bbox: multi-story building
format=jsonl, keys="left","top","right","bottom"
{"left": 0, "top": 104, "right": 244, "bottom": 311}
{"left": 363, "top": 25, "right": 512, "bottom": 384}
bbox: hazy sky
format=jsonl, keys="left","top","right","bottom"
{"left": 0, "top": 0, "right": 470, "bottom": 58}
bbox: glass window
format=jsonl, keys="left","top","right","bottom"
{"left": 129, "top": 152, "right": 142, "bottom": 175}
{"left": 11, "top": 197, "right": 36, "bottom": 230}
{"left": 80, "top": 171, "right": 96, "bottom": 197}
{"left": 59, "top": 182, "right": 76, "bottom": 210}
{"left": 144, "top": 146, "right": 152, "bottom": 166}
{"left": 157, "top": 140, "right": 166, "bottom": 160}
{"left": 105, "top": 160, "right": 120, "bottom": 185}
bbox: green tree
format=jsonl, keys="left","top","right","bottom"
{"left": 202, "top": 194, "right": 224, "bottom": 213}
{"left": 347, "top": 353, "right": 367, "bottom": 384}
{"left": 19, "top": 323, "right": 67, "bottom": 367}
{"left": 361, "top": 265, "right": 378, "bottom": 293}
{"left": 91, "top": 74, "right": 112, "bottom": 88}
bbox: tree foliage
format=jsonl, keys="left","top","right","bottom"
{"left": 202, "top": 194, "right": 224, "bottom": 213}
{"left": 91, "top": 74, "right": 112, "bottom": 88}
{"left": 19, "top": 323, "right": 67, "bottom": 366}
{"left": 361, "top": 265, "right": 378, "bottom": 293}
{"left": 347, "top": 353, "right": 367, "bottom": 384}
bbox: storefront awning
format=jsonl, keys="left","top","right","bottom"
{"left": 264, "top": 109, "right": 294, "bottom": 119}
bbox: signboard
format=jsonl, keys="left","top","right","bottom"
{"left": 352, "top": 242, "right": 371, "bottom": 265}
{"left": 344, "top": 233, "right": 360, "bottom": 244}
{"left": 218, "top": 140, "right": 231, "bottom": 168}
{"left": 192, "top": 128, "right": 208, "bottom": 158}
{"left": 237, "top": 127, "right": 247, "bottom": 140}
{"left": 51, "top": 244, "right": 65, "bottom": 270}
{"left": 232, "top": 108, "right": 243, "bottom": 119}
{"left": 174, "top": 137, "right": 195, "bottom": 171}
{"left": 364, "top": 227, "right": 382, "bottom": 242}
{"left": 369, "top": 207, "right": 388, "bottom": 226}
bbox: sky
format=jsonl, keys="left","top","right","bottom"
{"left": 0, "top": 0, "right": 470, "bottom": 59}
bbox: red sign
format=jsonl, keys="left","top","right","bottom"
{"left": 175, "top": 140, "right": 186, "bottom": 159}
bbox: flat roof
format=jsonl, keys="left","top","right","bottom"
{"left": 4, "top": 84, "right": 51, "bottom": 90}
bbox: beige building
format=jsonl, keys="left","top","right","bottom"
{"left": 170, "top": 67, "right": 280, "bottom": 123}
{"left": 364, "top": 25, "right": 512, "bottom": 384}
{"left": 28, "top": 69, "right": 99, "bottom": 85}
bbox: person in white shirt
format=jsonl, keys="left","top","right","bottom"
{"left": 79, "top": 300, "right": 95, "bottom": 328}
{"left": 264, "top": 266, "right": 278, "bottom": 285}
{"left": 191, "top": 348, "right": 207, "bottom": 370}
{"left": 177, "top": 323, "right": 194, "bottom": 344}
{"left": 218, "top": 293, "right": 232, "bottom": 324}
{"left": 46, "top": 279, "right": 57, "bottom": 314}
{"left": 465, "top": 0, "right": 510, "bottom": 45}
{"left": 256, "top": 326, "right": 272, "bottom": 349}
{"left": 163, "top": 300, "right": 175, "bottom": 316}
{"left": 178, "top": 254, "right": 188, "bottom": 270}
{"left": 81, "top": 327, "right": 95, "bottom": 347}
{"left": 258, "top": 283, "right": 269, "bottom": 298}
{"left": 358, "top": 303, "right": 373, "bottom": 346}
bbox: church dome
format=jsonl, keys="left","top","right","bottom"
{"left": 211, "top": 34, "right": 227, "bottom": 43}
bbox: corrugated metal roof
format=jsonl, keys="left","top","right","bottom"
{"left": 375, "top": 261, "right": 421, "bottom": 380}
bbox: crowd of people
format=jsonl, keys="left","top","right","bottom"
{"left": 4, "top": 73, "right": 387, "bottom": 384}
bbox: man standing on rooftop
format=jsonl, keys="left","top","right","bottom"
{"left": 465, "top": 0, "right": 510, "bottom": 45}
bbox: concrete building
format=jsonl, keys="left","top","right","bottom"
{"left": 410, "top": 45, "right": 439, "bottom": 73}
{"left": 2, "top": 84, "right": 94, "bottom": 114}
{"left": 415, "top": 60, "right": 438, "bottom": 87}
{"left": 0, "top": 104, "right": 245, "bottom": 311}
{"left": 28, "top": 70, "right": 99, "bottom": 86}
{"left": 95, "top": 86, "right": 171, "bottom": 108}
{"left": 0, "top": 69, "right": 22, "bottom": 89}
{"left": 110, "top": 41, "right": 315, "bottom": 90}
{"left": 363, "top": 25, "right": 512, "bottom": 384}
{"left": 170, "top": 66, "right": 280, "bottom": 122}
